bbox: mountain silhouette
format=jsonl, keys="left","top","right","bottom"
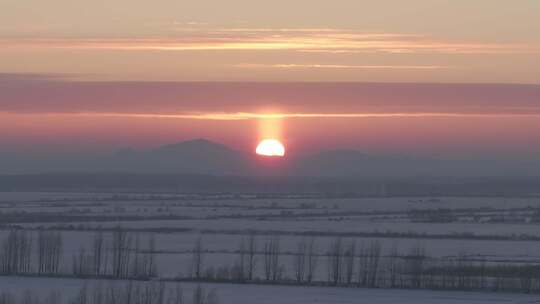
{"left": 1, "top": 138, "right": 540, "bottom": 177}
{"left": 114, "top": 138, "right": 250, "bottom": 174}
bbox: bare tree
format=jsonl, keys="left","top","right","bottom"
{"left": 263, "top": 236, "right": 281, "bottom": 281}
{"left": 72, "top": 246, "right": 92, "bottom": 276}
{"left": 387, "top": 242, "right": 400, "bottom": 288}
{"left": 167, "top": 284, "right": 184, "bottom": 304}
{"left": 145, "top": 233, "right": 157, "bottom": 278}
{"left": 294, "top": 238, "right": 307, "bottom": 283}
{"left": 130, "top": 233, "right": 143, "bottom": 278}
{"left": 111, "top": 227, "right": 133, "bottom": 278}
{"left": 234, "top": 236, "right": 246, "bottom": 281}
{"left": 270, "top": 236, "right": 281, "bottom": 281}
{"left": 72, "top": 284, "right": 88, "bottom": 304}
{"left": 37, "top": 230, "right": 63, "bottom": 275}
{"left": 407, "top": 243, "right": 426, "bottom": 288}
{"left": 21, "top": 290, "right": 39, "bottom": 304}
{"left": 246, "top": 232, "right": 257, "bottom": 281}
{"left": 92, "top": 231, "right": 104, "bottom": 276}
{"left": 191, "top": 237, "right": 204, "bottom": 280}
{"left": 306, "top": 237, "right": 318, "bottom": 283}
{"left": 1, "top": 230, "right": 32, "bottom": 274}
{"left": 91, "top": 282, "right": 104, "bottom": 304}
{"left": 366, "top": 240, "right": 382, "bottom": 287}
{"left": 343, "top": 239, "right": 356, "bottom": 285}
{"left": 0, "top": 291, "right": 15, "bottom": 304}
{"left": 263, "top": 238, "right": 272, "bottom": 281}
{"left": 327, "top": 237, "right": 343, "bottom": 285}
{"left": 192, "top": 285, "right": 218, "bottom": 304}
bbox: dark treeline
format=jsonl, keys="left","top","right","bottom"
{"left": 3, "top": 173, "right": 540, "bottom": 196}
{"left": 1, "top": 229, "right": 540, "bottom": 294}
{"left": 0, "top": 282, "right": 218, "bottom": 304}
{"left": 136, "top": 232, "right": 540, "bottom": 293}
{"left": 0, "top": 228, "right": 156, "bottom": 279}
{"left": 200, "top": 228, "right": 540, "bottom": 242}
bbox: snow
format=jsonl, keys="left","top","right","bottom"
{"left": 1, "top": 277, "right": 539, "bottom": 304}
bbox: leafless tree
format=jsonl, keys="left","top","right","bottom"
{"left": 327, "top": 237, "right": 343, "bottom": 285}
{"left": 246, "top": 232, "right": 257, "bottom": 281}
{"left": 263, "top": 236, "right": 281, "bottom": 281}
{"left": 130, "top": 233, "right": 143, "bottom": 278}
{"left": 91, "top": 282, "right": 104, "bottom": 304}
{"left": 270, "top": 236, "right": 281, "bottom": 281}
{"left": 92, "top": 231, "right": 104, "bottom": 276}
{"left": 0, "top": 230, "right": 32, "bottom": 274}
{"left": 37, "top": 230, "right": 63, "bottom": 274}
{"left": 191, "top": 237, "right": 204, "bottom": 279}
{"left": 166, "top": 284, "right": 184, "bottom": 304}
{"left": 387, "top": 242, "right": 400, "bottom": 288}
{"left": 306, "top": 237, "right": 318, "bottom": 283}
{"left": 145, "top": 233, "right": 157, "bottom": 278}
{"left": 456, "top": 250, "right": 471, "bottom": 290}
{"left": 21, "top": 290, "right": 39, "bottom": 304}
{"left": 234, "top": 236, "right": 246, "bottom": 281}
{"left": 294, "top": 238, "right": 307, "bottom": 283}
{"left": 111, "top": 227, "right": 133, "bottom": 278}
{"left": 344, "top": 239, "right": 356, "bottom": 285}
{"left": 72, "top": 246, "right": 92, "bottom": 276}
{"left": 366, "top": 240, "right": 382, "bottom": 287}
{"left": 407, "top": 243, "right": 426, "bottom": 288}
{"left": 0, "top": 291, "right": 14, "bottom": 304}
{"left": 191, "top": 285, "right": 218, "bottom": 304}
{"left": 43, "top": 290, "right": 61, "bottom": 304}
{"left": 356, "top": 240, "right": 381, "bottom": 287}
{"left": 72, "top": 284, "right": 89, "bottom": 304}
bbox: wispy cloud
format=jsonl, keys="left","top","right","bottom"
{"left": 4, "top": 111, "right": 540, "bottom": 122}
{"left": 234, "top": 63, "right": 450, "bottom": 70}
{"left": 2, "top": 28, "right": 538, "bottom": 54}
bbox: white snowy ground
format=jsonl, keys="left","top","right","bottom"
{"left": 3, "top": 192, "right": 540, "bottom": 280}
{"left": 1, "top": 277, "right": 540, "bottom": 304}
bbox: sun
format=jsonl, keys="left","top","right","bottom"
{"left": 256, "top": 139, "right": 285, "bottom": 157}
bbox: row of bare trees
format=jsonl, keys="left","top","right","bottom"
{"left": 0, "top": 228, "right": 155, "bottom": 279}
{"left": 2, "top": 229, "right": 540, "bottom": 293}
{"left": 0, "top": 230, "right": 62, "bottom": 275}
{"left": 0, "top": 230, "right": 31, "bottom": 274}
{"left": 327, "top": 238, "right": 382, "bottom": 286}
{"left": 37, "top": 230, "right": 63, "bottom": 274}
{"left": 74, "top": 229, "right": 156, "bottom": 279}
{"left": 188, "top": 235, "right": 540, "bottom": 293}
{"left": 0, "top": 282, "right": 217, "bottom": 304}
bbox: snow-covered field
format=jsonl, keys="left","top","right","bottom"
{"left": 1, "top": 192, "right": 540, "bottom": 302}
{"left": 1, "top": 277, "right": 539, "bottom": 304}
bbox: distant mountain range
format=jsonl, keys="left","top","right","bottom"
{"left": 109, "top": 139, "right": 250, "bottom": 175}
{"left": 1, "top": 138, "right": 540, "bottom": 177}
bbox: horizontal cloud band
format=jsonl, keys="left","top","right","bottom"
{"left": 3, "top": 111, "right": 540, "bottom": 121}
{"left": 2, "top": 28, "right": 539, "bottom": 54}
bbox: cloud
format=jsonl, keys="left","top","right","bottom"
{"left": 1, "top": 75, "right": 540, "bottom": 116}
{"left": 10, "top": 111, "right": 540, "bottom": 121}
{"left": 234, "top": 63, "right": 450, "bottom": 70}
{"left": 2, "top": 28, "right": 538, "bottom": 54}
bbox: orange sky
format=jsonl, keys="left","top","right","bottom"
{"left": 2, "top": 80, "right": 540, "bottom": 158}
{"left": 1, "top": 1, "right": 540, "bottom": 160}
{"left": 1, "top": 0, "right": 539, "bottom": 82}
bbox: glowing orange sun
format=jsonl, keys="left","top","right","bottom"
{"left": 256, "top": 139, "right": 285, "bottom": 157}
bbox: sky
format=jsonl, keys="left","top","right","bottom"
{"left": 1, "top": 0, "right": 540, "bottom": 163}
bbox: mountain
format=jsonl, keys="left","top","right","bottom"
{"left": 2, "top": 138, "right": 540, "bottom": 177}
{"left": 111, "top": 139, "right": 250, "bottom": 175}
{"left": 295, "top": 149, "right": 540, "bottom": 178}
{"left": 294, "top": 149, "right": 459, "bottom": 177}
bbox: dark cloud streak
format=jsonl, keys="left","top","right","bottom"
{"left": 1, "top": 75, "right": 540, "bottom": 116}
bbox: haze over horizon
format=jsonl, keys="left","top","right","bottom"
{"left": 1, "top": 0, "right": 540, "bottom": 175}
{"left": 4, "top": 2, "right": 540, "bottom": 303}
